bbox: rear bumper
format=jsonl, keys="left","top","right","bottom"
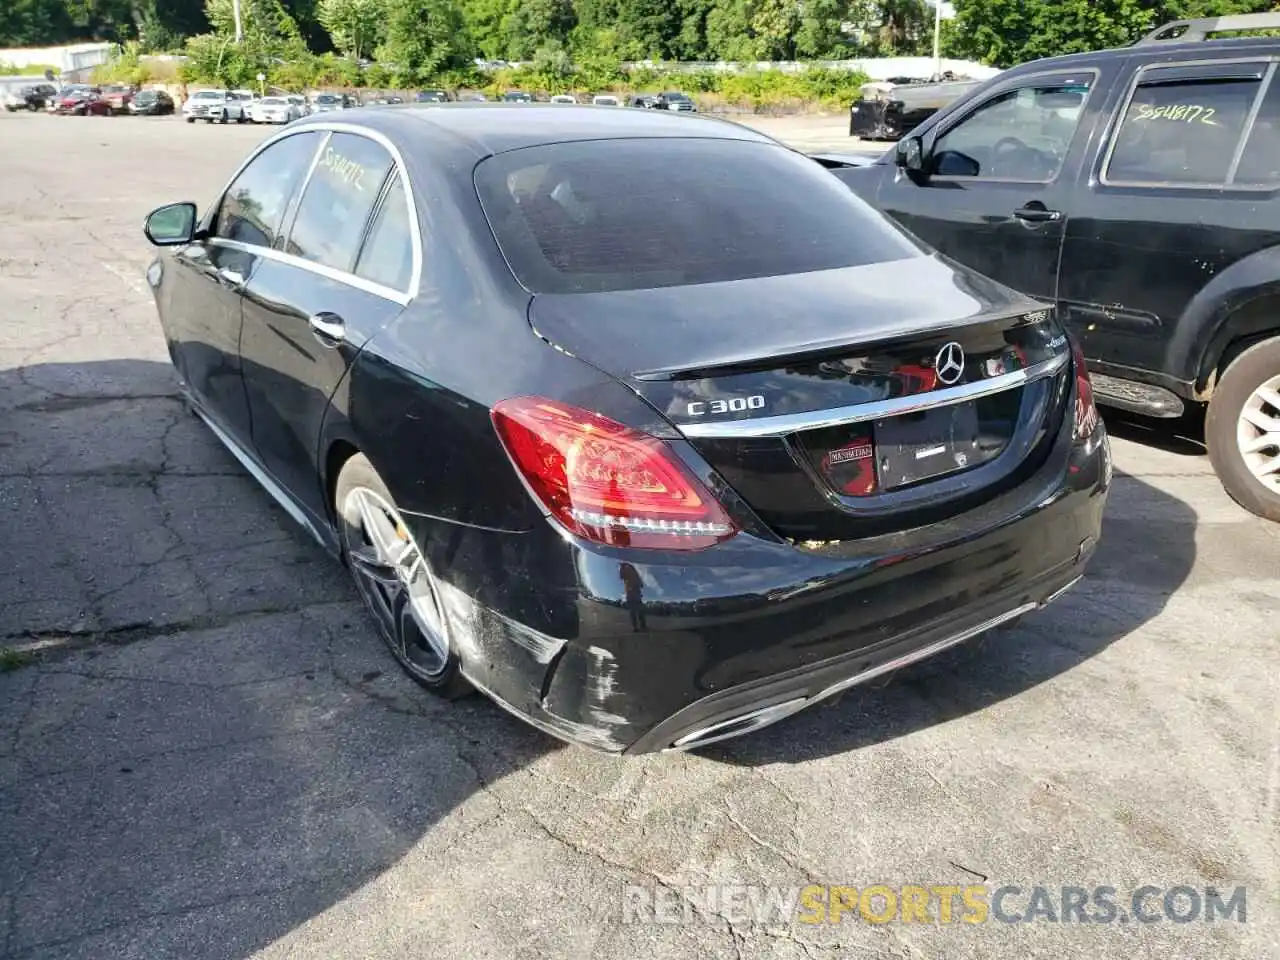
{"left": 414, "top": 419, "right": 1111, "bottom": 754}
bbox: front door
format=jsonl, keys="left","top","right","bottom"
{"left": 239, "top": 132, "right": 413, "bottom": 521}
{"left": 173, "top": 129, "right": 326, "bottom": 448}
{"left": 164, "top": 239, "right": 258, "bottom": 443}
{"left": 874, "top": 69, "right": 1101, "bottom": 303}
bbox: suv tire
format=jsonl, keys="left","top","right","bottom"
{"left": 1206, "top": 337, "right": 1280, "bottom": 521}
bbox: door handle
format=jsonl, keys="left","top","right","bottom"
{"left": 308, "top": 312, "right": 346, "bottom": 343}
{"left": 217, "top": 266, "right": 246, "bottom": 286}
{"left": 1012, "top": 206, "right": 1062, "bottom": 223}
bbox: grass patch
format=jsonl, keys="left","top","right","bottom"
{"left": 0, "top": 648, "right": 34, "bottom": 672}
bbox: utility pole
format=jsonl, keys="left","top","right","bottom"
{"left": 232, "top": 0, "right": 244, "bottom": 43}
{"left": 932, "top": 0, "right": 943, "bottom": 79}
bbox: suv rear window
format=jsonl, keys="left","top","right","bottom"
{"left": 474, "top": 139, "right": 923, "bottom": 294}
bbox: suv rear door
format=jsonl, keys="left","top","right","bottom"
{"left": 1057, "top": 56, "right": 1280, "bottom": 389}
{"left": 866, "top": 67, "right": 1113, "bottom": 303}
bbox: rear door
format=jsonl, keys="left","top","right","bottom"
{"left": 872, "top": 67, "right": 1106, "bottom": 302}
{"left": 239, "top": 131, "right": 414, "bottom": 521}
{"left": 1057, "top": 57, "right": 1280, "bottom": 383}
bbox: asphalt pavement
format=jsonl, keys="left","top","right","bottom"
{"left": 1, "top": 111, "right": 1278, "bottom": 960}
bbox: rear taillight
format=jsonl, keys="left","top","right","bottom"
{"left": 1070, "top": 335, "right": 1099, "bottom": 440}
{"left": 491, "top": 397, "right": 738, "bottom": 550}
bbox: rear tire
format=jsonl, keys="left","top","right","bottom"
{"left": 185, "top": 116, "right": 194, "bottom": 123}
{"left": 335, "top": 454, "right": 473, "bottom": 699}
{"left": 1206, "top": 337, "right": 1280, "bottom": 522}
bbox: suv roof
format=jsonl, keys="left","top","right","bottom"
{"left": 1002, "top": 12, "right": 1280, "bottom": 78}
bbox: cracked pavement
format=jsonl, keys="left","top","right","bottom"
{"left": 1, "top": 112, "right": 1279, "bottom": 960}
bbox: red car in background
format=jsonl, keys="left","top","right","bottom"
{"left": 100, "top": 84, "right": 137, "bottom": 114}
{"left": 54, "top": 86, "right": 110, "bottom": 116}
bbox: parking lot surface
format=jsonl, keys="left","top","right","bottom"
{"left": 1, "top": 112, "right": 1279, "bottom": 960}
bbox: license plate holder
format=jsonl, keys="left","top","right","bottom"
{"left": 875, "top": 401, "right": 982, "bottom": 489}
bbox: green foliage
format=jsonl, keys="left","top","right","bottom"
{"left": 0, "top": 59, "right": 60, "bottom": 75}
{"left": 316, "top": 0, "right": 383, "bottom": 60}
{"left": 14, "top": 0, "right": 1280, "bottom": 107}
{"left": 91, "top": 39, "right": 153, "bottom": 83}
{"left": 376, "top": 0, "right": 470, "bottom": 86}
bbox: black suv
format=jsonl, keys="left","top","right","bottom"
{"left": 834, "top": 13, "right": 1280, "bottom": 520}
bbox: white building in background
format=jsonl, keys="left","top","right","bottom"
{"left": 0, "top": 42, "right": 116, "bottom": 79}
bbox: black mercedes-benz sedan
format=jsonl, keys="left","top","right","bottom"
{"left": 141, "top": 104, "right": 1110, "bottom": 753}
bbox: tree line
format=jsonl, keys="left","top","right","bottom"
{"left": 3, "top": 0, "right": 1280, "bottom": 87}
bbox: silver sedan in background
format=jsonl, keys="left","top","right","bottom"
{"left": 249, "top": 95, "right": 302, "bottom": 124}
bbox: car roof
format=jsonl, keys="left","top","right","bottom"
{"left": 288, "top": 102, "right": 773, "bottom": 159}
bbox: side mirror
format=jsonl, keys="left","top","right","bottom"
{"left": 144, "top": 202, "right": 198, "bottom": 246}
{"left": 895, "top": 136, "right": 927, "bottom": 175}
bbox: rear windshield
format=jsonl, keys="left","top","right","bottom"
{"left": 474, "top": 138, "right": 923, "bottom": 294}
{"left": 193, "top": 91, "right": 223, "bottom": 99}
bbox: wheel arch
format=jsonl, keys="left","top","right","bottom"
{"left": 1170, "top": 244, "right": 1280, "bottom": 399}
{"left": 322, "top": 437, "right": 361, "bottom": 527}
{"left": 1195, "top": 290, "right": 1280, "bottom": 400}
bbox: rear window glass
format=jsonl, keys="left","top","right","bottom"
{"left": 1105, "top": 77, "right": 1262, "bottom": 185}
{"left": 474, "top": 139, "right": 923, "bottom": 294}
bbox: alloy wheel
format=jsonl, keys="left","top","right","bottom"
{"left": 340, "top": 486, "right": 451, "bottom": 679}
{"left": 1236, "top": 373, "right": 1280, "bottom": 492}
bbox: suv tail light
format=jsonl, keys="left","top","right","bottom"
{"left": 491, "top": 397, "right": 738, "bottom": 550}
{"left": 1070, "top": 335, "right": 1099, "bottom": 440}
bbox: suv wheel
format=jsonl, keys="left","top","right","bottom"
{"left": 1206, "top": 337, "right": 1280, "bottom": 521}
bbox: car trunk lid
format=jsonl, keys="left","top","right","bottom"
{"left": 527, "top": 257, "right": 1072, "bottom": 541}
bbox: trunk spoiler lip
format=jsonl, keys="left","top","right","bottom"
{"left": 622, "top": 307, "right": 1051, "bottom": 382}
{"left": 676, "top": 349, "right": 1069, "bottom": 439}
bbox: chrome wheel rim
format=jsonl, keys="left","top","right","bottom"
{"left": 339, "top": 487, "right": 450, "bottom": 679}
{"left": 1237, "top": 373, "right": 1280, "bottom": 492}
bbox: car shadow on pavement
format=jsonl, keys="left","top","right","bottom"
{"left": 704, "top": 461, "right": 1198, "bottom": 767}
{"left": 1100, "top": 406, "right": 1208, "bottom": 458}
{"left": 0, "top": 359, "right": 557, "bottom": 960}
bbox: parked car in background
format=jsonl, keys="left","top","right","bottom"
{"left": 657, "top": 91, "right": 696, "bottom": 112}
{"left": 100, "top": 84, "right": 137, "bottom": 114}
{"left": 592, "top": 94, "right": 620, "bottom": 106}
{"left": 549, "top": 94, "right": 577, "bottom": 104}
{"left": 128, "top": 88, "right": 175, "bottom": 116}
{"left": 183, "top": 89, "right": 248, "bottom": 123}
{"left": 249, "top": 95, "right": 301, "bottom": 124}
{"left": 287, "top": 94, "right": 308, "bottom": 115}
{"left": 3, "top": 83, "right": 58, "bottom": 111}
{"left": 415, "top": 89, "right": 451, "bottom": 102}
{"left": 463, "top": 93, "right": 488, "bottom": 101}
{"left": 55, "top": 86, "right": 109, "bottom": 116}
{"left": 502, "top": 90, "right": 534, "bottom": 102}
{"left": 627, "top": 94, "right": 659, "bottom": 109}
{"left": 309, "top": 92, "right": 356, "bottom": 113}
{"left": 139, "top": 104, "right": 1108, "bottom": 753}
{"left": 832, "top": 12, "right": 1280, "bottom": 520}
{"left": 850, "top": 78, "right": 980, "bottom": 140}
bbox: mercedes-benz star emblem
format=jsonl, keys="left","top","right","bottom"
{"left": 934, "top": 341, "right": 965, "bottom": 385}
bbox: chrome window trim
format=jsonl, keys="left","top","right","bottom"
{"left": 204, "top": 121, "right": 423, "bottom": 300}
{"left": 676, "top": 351, "right": 1069, "bottom": 440}
{"left": 210, "top": 237, "right": 412, "bottom": 305}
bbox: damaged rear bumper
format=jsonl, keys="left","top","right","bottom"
{"left": 407, "top": 425, "right": 1109, "bottom": 755}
